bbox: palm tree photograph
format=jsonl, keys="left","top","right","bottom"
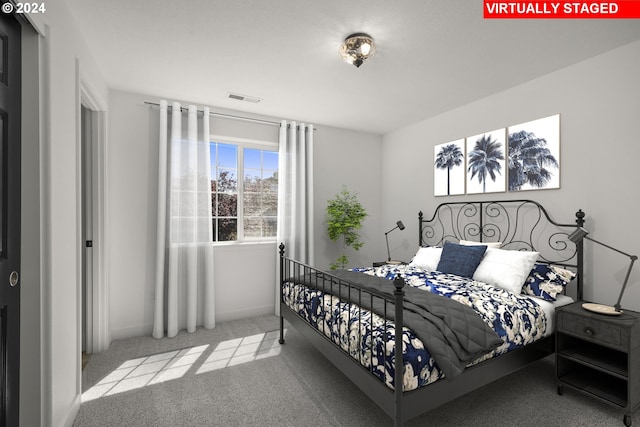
{"left": 434, "top": 139, "right": 465, "bottom": 196}
{"left": 507, "top": 114, "right": 560, "bottom": 191}
{"left": 466, "top": 129, "right": 506, "bottom": 194}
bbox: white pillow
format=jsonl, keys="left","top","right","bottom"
{"left": 459, "top": 239, "right": 502, "bottom": 248}
{"left": 473, "top": 247, "right": 539, "bottom": 294}
{"left": 409, "top": 247, "right": 442, "bottom": 271}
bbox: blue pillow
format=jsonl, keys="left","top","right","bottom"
{"left": 522, "top": 263, "right": 576, "bottom": 301}
{"left": 436, "top": 241, "right": 487, "bottom": 278}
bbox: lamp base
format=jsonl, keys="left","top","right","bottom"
{"left": 582, "top": 302, "right": 622, "bottom": 316}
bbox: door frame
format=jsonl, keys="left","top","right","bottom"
{"left": 76, "top": 65, "right": 109, "bottom": 356}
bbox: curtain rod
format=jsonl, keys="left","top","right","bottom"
{"left": 144, "top": 101, "right": 280, "bottom": 127}
{"left": 144, "top": 101, "right": 315, "bottom": 131}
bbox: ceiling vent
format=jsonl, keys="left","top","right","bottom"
{"left": 227, "top": 93, "right": 262, "bottom": 103}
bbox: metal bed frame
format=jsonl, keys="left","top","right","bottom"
{"left": 278, "top": 199, "right": 585, "bottom": 426}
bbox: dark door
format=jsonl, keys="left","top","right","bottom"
{"left": 0, "top": 8, "right": 21, "bottom": 427}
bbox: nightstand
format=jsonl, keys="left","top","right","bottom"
{"left": 556, "top": 301, "right": 640, "bottom": 426}
{"left": 373, "top": 260, "right": 405, "bottom": 267}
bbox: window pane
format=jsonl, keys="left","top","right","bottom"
{"left": 217, "top": 193, "right": 237, "bottom": 217}
{"left": 244, "top": 192, "right": 260, "bottom": 216}
{"left": 217, "top": 143, "right": 237, "bottom": 168}
{"left": 244, "top": 217, "right": 277, "bottom": 238}
{"left": 263, "top": 217, "right": 277, "bottom": 237}
{"left": 218, "top": 218, "right": 237, "bottom": 241}
{"left": 244, "top": 169, "right": 261, "bottom": 192}
{"left": 244, "top": 217, "right": 262, "bottom": 238}
{"left": 217, "top": 169, "right": 237, "bottom": 192}
{"left": 263, "top": 151, "right": 278, "bottom": 171}
{"left": 262, "top": 171, "right": 278, "bottom": 192}
{"left": 244, "top": 148, "right": 261, "bottom": 170}
{"left": 209, "top": 142, "right": 240, "bottom": 242}
{"left": 262, "top": 190, "right": 277, "bottom": 216}
{"left": 243, "top": 147, "right": 277, "bottom": 239}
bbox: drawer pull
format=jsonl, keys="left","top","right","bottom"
{"left": 583, "top": 326, "right": 597, "bottom": 336}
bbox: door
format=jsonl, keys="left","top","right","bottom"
{"left": 0, "top": 8, "right": 21, "bottom": 427}
{"left": 81, "top": 105, "right": 93, "bottom": 356}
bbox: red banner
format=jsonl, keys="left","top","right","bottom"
{"left": 484, "top": 1, "right": 640, "bottom": 18}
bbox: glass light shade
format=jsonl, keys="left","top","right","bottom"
{"left": 339, "top": 33, "right": 376, "bottom": 68}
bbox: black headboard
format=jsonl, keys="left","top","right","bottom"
{"left": 418, "top": 199, "right": 585, "bottom": 299}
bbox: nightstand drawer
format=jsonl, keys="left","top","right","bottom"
{"left": 558, "top": 312, "right": 624, "bottom": 349}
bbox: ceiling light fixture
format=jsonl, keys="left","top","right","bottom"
{"left": 339, "top": 33, "right": 376, "bottom": 68}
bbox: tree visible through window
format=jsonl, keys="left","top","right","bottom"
{"left": 210, "top": 141, "right": 278, "bottom": 242}
{"left": 243, "top": 148, "right": 278, "bottom": 238}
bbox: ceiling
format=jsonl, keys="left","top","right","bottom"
{"left": 66, "top": 0, "right": 640, "bottom": 134}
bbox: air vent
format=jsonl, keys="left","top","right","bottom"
{"left": 227, "top": 93, "right": 262, "bottom": 103}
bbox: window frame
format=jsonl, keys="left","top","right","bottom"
{"left": 209, "top": 134, "right": 279, "bottom": 244}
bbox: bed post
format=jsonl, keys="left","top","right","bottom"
{"left": 418, "top": 211, "right": 423, "bottom": 247}
{"left": 393, "top": 275, "right": 405, "bottom": 427}
{"left": 575, "top": 209, "right": 585, "bottom": 301}
{"left": 279, "top": 243, "right": 286, "bottom": 345}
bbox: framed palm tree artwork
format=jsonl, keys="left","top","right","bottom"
{"left": 466, "top": 128, "right": 506, "bottom": 194}
{"left": 507, "top": 114, "right": 560, "bottom": 192}
{"left": 434, "top": 139, "right": 465, "bottom": 196}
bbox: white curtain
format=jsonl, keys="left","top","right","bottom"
{"left": 275, "top": 121, "right": 314, "bottom": 315}
{"left": 153, "top": 100, "right": 216, "bottom": 339}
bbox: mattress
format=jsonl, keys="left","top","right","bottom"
{"left": 526, "top": 293, "right": 574, "bottom": 337}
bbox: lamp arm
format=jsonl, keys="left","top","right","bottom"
{"left": 584, "top": 235, "right": 637, "bottom": 259}
{"left": 615, "top": 256, "right": 638, "bottom": 312}
{"left": 386, "top": 233, "right": 391, "bottom": 261}
{"left": 385, "top": 225, "right": 400, "bottom": 262}
{"left": 385, "top": 225, "right": 399, "bottom": 235}
{"left": 580, "top": 235, "right": 637, "bottom": 313}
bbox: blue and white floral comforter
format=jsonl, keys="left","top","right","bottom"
{"left": 282, "top": 264, "right": 546, "bottom": 392}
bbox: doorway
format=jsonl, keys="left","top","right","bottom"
{"left": 78, "top": 81, "right": 108, "bottom": 362}
{"left": 81, "top": 105, "right": 93, "bottom": 364}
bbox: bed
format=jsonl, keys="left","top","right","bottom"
{"left": 278, "top": 199, "right": 585, "bottom": 426}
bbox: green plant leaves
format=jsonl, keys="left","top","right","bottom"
{"left": 326, "top": 186, "right": 368, "bottom": 269}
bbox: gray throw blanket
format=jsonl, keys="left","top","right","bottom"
{"left": 290, "top": 269, "right": 503, "bottom": 380}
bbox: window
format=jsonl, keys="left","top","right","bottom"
{"left": 210, "top": 139, "right": 278, "bottom": 242}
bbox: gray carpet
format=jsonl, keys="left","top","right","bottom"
{"left": 74, "top": 315, "right": 624, "bottom": 426}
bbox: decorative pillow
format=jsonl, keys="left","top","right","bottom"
{"left": 459, "top": 239, "right": 502, "bottom": 248}
{"left": 409, "top": 246, "right": 443, "bottom": 271}
{"left": 473, "top": 247, "right": 539, "bottom": 294}
{"left": 522, "top": 264, "right": 577, "bottom": 301}
{"left": 436, "top": 241, "right": 487, "bottom": 278}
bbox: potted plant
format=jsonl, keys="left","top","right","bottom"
{"left": 326, "top": 186, "right": 368, "bottom": 269}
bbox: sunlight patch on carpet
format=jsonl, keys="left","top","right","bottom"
{"left": 82, "top": 344, "right": 209, "bottom": 402}
{"left": 197, "top": 329, "right": 284, "bottom": 374}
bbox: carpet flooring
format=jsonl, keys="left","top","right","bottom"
{"left": 74, "top": 315, "right": 625, "bottom": 426}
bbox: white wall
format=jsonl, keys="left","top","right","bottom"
{"left": 312, "top": 125, "right": 384, "bottom": 269}
{"left": 381, "top": 40, "right": 640, "bottom": 311}
{"left": 22, "top": 1, "right": 109, "bottom": 426}
{"left": 106, "top": 90, "right": 382, "bottom": 340}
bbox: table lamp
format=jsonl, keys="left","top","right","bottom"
{"left": 385, "top": 220, "right": 405, "bottom": 262}
{"left": 568, "top": 226, "right": 637, "bottom": 315}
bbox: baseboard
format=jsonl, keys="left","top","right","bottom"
{"left": 216, "top": 304, "right": 274, "bottom": 323}
{"left": 63, "top": 394, "right": 81, "bottom": 427}
{"left": 110, "top": 304, "right": 276, "bottom": 341}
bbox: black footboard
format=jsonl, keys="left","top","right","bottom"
{"left": 278, "top": 243, "right": 406, "bottom": 425}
